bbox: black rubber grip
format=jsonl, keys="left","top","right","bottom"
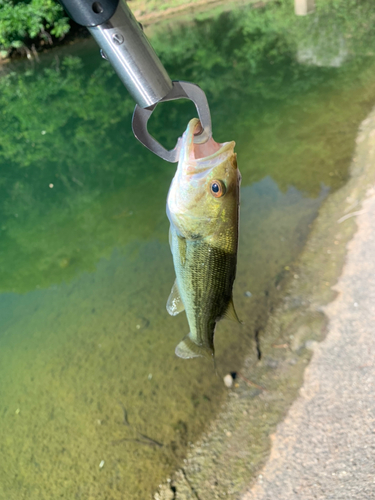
{"left": 58, "top": 0, "right": 120, "bottom": 27}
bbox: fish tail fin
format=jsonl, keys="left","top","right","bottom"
{"left": 175, "top": 334, "right": 214, "bottom": 360}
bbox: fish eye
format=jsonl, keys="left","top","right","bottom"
{"left": 210, "top": 180, "right": 226, "bottom": 198}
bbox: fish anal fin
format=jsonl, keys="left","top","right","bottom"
{"left": 223, "top": 298, "right": 242, "bottom": 324}
{"left": 175, "top": 335, "right": 213, "bottom": 360}
{"left": 166, "top": 280, "right": 185, "bottom": 316}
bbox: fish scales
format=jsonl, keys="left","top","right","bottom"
{"left": 172, "top": 235, "right": 237, "bottom": 346}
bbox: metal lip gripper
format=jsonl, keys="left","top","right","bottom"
{"left": 58, "top": 0, "right": 212, "bottom": 162}
{"left": 132, "top": 81, "right": 212, "bottom": 162}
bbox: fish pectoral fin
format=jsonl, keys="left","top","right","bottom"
{"left": 175, "top": 335, "right": 214, "bottom": 360}
{"left": 223, "top": 297, "right": 242, "bottom": 324}
{"left": 166, "top": 280, "right": 185, "bottom": 316}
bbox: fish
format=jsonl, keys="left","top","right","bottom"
{"left": 166, "top": 118, "right": 241, "bottom": 360}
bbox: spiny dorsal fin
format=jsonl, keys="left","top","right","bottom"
{"left": 166, "top": 280, "right": 185, "bottom": 316}
{"left": 223, "top": 297, "right": 241, "bottom": 324}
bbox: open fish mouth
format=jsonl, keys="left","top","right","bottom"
{"left": 182, "top": 118, "right": 236, "bottom": 167}
{"left": 191, "top": 119, "right": 221, "bottom": 160}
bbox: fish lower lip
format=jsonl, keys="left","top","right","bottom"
{"left": 194, "top": 123, "right": 204, "bottom": 136}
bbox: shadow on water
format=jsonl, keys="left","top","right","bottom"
{"left": 1, "top": 0, "right": 375, "bottom": 498}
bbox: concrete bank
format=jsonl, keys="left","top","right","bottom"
{"left": 155, "top": 108, "right": 375, "bottom": 500}
{"left": 242, "top": 127, "right": 375, "bottom": 497}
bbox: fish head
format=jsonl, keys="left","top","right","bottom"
{"left": 167, "top": 118, "right": 240, "bottom": 245}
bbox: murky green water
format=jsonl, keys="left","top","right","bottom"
{"left": 1, "top": 1, "right": 375, "bottom": 498}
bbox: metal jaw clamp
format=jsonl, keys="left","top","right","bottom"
{"left": 132, "top": 81, "right": 212, "bottom": 163}
{"left": 58, "top": 0, "right": 212, "bottom": 162}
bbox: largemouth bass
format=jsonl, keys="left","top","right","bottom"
{"left": 166, "top": 118, "right": 241, "bottom": 360}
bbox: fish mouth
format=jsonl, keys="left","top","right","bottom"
{"left": 182, "top": 118, "right": 236, "bottom": 166}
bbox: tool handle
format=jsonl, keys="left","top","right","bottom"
{"left": 59, "top": 0, "right": 173, "bottom": 108}
{"left": 58, "top": 0, "right": 119, "bottom": 27}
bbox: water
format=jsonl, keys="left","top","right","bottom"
{"left": 1, "top": 1, "right": 375, "bottom": 498}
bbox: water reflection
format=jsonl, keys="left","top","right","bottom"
{"left": 1, "top": 1, "right": 375, "bottom": 498}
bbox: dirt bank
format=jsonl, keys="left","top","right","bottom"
{"left": 134, "top": 0, "right": 266, "bottom": 26}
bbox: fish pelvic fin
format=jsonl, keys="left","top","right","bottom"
{"left": 175, "top": 334, "right": 214, "bottom": 360}
{"left": 166, "top": 280, "right": 185, "bottom": 316}
{"left": 223, "top": 297, "right": 242, "bottom": 324}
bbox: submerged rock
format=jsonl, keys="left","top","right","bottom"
{"left": 223, "top": 374, "right": 234, "bottom": 388}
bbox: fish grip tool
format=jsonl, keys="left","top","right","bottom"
{"left": 132, "top": 81, "right": 212, "bottom": 162}
{"left": 58, "top": 0, "right": 212, "bottom": 162}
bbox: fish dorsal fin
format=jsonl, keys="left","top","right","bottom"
{"left": 223, "top": 297, "right": 241, "bottom": 324}
{"left": 166, "top": 280, "right": 185, "bottom": 316}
